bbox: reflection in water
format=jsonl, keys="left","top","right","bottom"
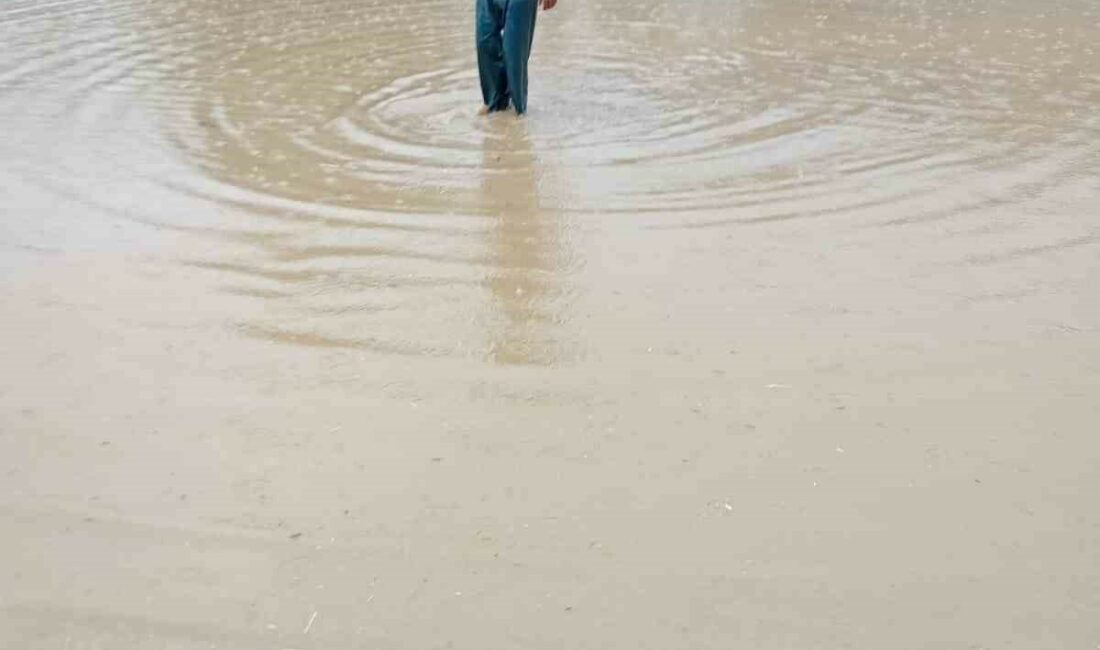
{"left": 3, "top": 1, "right": 1100, "bottom": 649}
{"left": 1, "top": 0, "right": 1098, "bottom": 361}
{"left": 481, "top": 119, "right": 561, "bottom": 365}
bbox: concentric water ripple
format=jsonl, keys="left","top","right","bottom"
{"left": 3, "top": 0, "right": 1099, "bottom": 361}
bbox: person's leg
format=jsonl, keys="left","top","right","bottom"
{"left": 477, "top": 0, "right": 510, "bottom": 111}
{"left": 502, "top": 0, "right": 538, "bottom": 114}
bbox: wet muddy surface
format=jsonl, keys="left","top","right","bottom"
{"left": 2, "top": 0, "right": 1099, "bottom": 647}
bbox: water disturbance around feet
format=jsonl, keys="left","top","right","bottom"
{"left": 2, "top": 0, "right": 1099, "bottom": 648}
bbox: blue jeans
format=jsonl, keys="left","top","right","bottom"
{"left": 476, "top": 0, "right": 538, "bottom": 114}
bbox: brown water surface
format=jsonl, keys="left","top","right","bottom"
{"left": 2, "top": 0, "right": 1099, "bottom": 647}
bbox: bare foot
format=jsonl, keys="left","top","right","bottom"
{"left": 477, "top": 105, "right": 491, "bottom": 116}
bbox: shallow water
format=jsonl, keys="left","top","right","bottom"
{"left": 2, "top": 0, "right": 1099, "bottom": 647}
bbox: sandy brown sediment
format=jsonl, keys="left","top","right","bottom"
{"left": 2, "top": 0, "right": 1099, "bottom": 647}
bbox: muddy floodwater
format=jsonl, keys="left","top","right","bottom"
{"left": 2, "top": 0, "right": 1099, "bottom": 647}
